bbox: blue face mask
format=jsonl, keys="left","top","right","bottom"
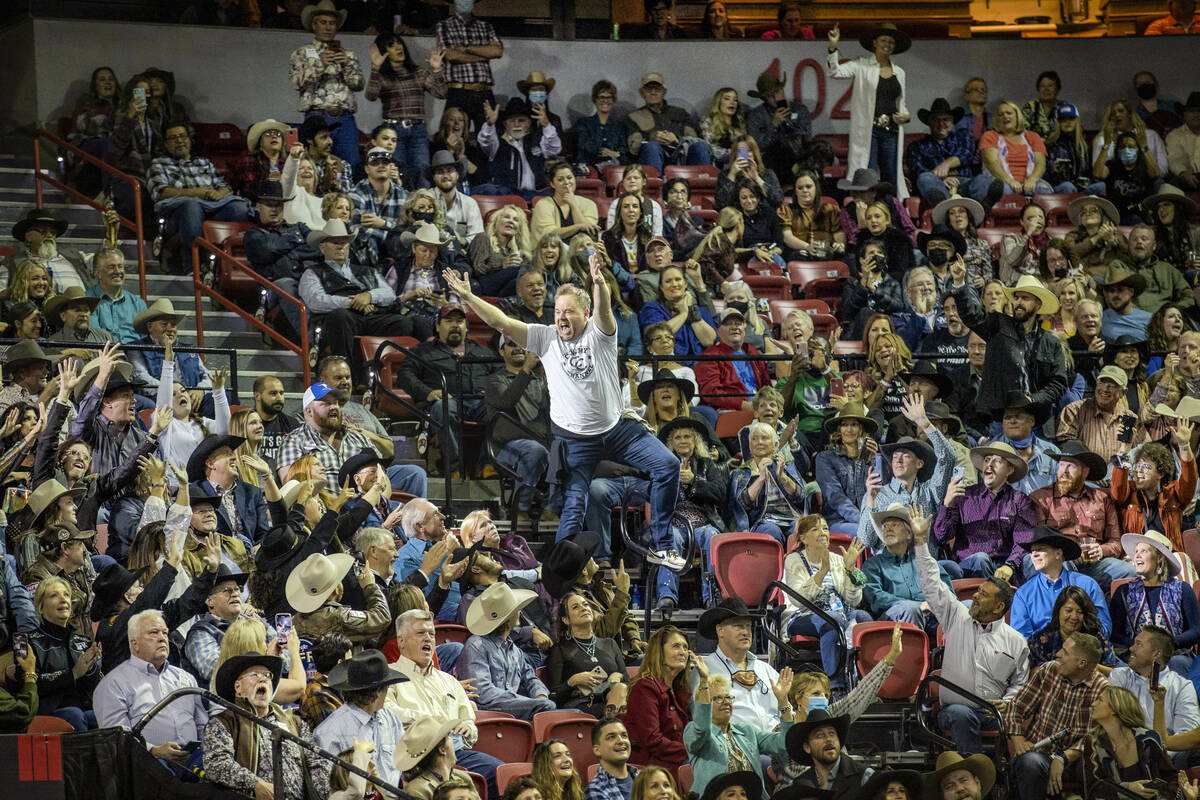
{"left": 1118, "top": 147, "right": 1138, "bottom": 166}
{"left": 528, "top": 91, "right": 548, "bottom": 105}
{"left": 454, "top": 0, "right": 475, "bottom": 12}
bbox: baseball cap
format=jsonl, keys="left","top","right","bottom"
{"left": 440, "top": 303, "right": 467, "bottom": 318}
{"left": 303, "top": 381, "right": 339, "bottom": 410}
{"left": 38, "top": 523, "right": 91, "bottom": 552}
{"left": 640, "top": 72, "right": 666, "bottom": 88}
{"left": 646, "top": 236, "right": 671, "bottom": 250}
{"left": 366, "top": 146, "right": 393, "bottom": 162}
{"left": 1096, "top": 364, "right": 1129, "bottom": 389}
{"left": 1055, "top": 103, "right": 1079, "bottom": 120}
{"left": 715, "top": 308, "right": 745, "bottom": 325}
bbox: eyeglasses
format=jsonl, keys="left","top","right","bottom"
{"left": 240, "top": 670, "right": 273, "bottom": 681}
{"left": 211, "top": 585, "right": 241, "bottom": 597}
{"left": 711, "top": 695, "right": 734, "bottom": 703}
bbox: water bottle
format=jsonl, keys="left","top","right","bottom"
{"left": 630, "top": 584, "right": 641, "bottom": 609}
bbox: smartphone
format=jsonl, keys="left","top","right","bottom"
{"left": 1117, "top": 413, "right": 1137, "bottom": 444}
{"left": 795, "top": 338, "right": 809, "bottom": 362}
{"left": 180, "top": 741, "right": 202, "bottom": 754}
{"left": 132, "top": 87, "right": 147, "bottom": 103}
{"left": 874, "top": 453, "right": 885, "bottom": 477}
{"left": 276, "top": 613, "right": 293, "bottom": 647}
{"left": 326, "top": 39, "right": 343, "bottom": 51}
{"left": 829, "top": 376, "right": 845, "bottom": 397}
{"left": 952, "top": 466, "right": 965, "bottom": 481}
{"left": 737, "top": 145, "right": 749, "bottom": 162}
{"left": 1150, "top": 660, "right": 1160, "bottom": 691}
{"left": 12, "top": 634, "right": 27, "bottom": 660}
{"left": 285, "top": 128, "right": 299, "bottom": 149}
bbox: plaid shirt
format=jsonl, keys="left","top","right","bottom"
{"left": 112, "top": 109, "right": 165, "bottom": 180}
{"left": 435, "top": 14, "right": 500, "bottom": 86}
{"left": 350, "top": 178, "right": 407, "bottom": 244}
{"left": 288, "top": 40, "right": 365, "bottom": 114}
{"left": 147, "top": 155, "right": 228, "bottom": 204}
{"left": 276, "top": 421, "right": 375, "bottom": 476}
{"left": 365, "top": 65, "right": 447, "bottom": 122}
{"left": 229, "top": 151, "right": 282, "bottom": 197}
{"left": 585, "top": 765, "right": 639, "bottom": 800}
{"left": 1006, "top": 661, "right": 1110, "bottom": 753}
{"left": 298, "top": 675, "right": 342, "bottom": 732}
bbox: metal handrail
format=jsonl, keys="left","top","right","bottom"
{"left": 484, "top": 409, "right": 551, "bottom": 532}
{"left": 33, "top": 128, "right": 147, "bottom": 299}
{"left": 130, "top": 686, "right": 403, "bottom": 799}
{"left": 614, "top": 479, "right": 695, "bottom": 637}
{"left": 763, "top": 579, "right": 850, "bottom": 680}
{"left": 191, "top": 237, "right": 311, "bottom": 387}
{"left": 914, "top": 672, "right": 1009, "bottom": 788}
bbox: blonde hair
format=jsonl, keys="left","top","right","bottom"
{"left": 320, "top": 191, "right": 351, "bottom": 221}
{"left": 1099, "top": 100, "right": 1145, "bottom": 139}
{"left": 707, "top": 674, "right": 731, "bottom": 695}
{"left": 459, "top": 509, "right": 493, "bottom": 545}
{"left": 532, "top": 232, "right": 571, "bottom": 285}
{"left": 213, "top": 618, "right": 268, "bottom": 689}
{"left": 229, "top": 409, "right": 263, "bottom": 485}
{"left": 867, "top": 332, "right": 913, "bottom": 381}
{"left": 664, "top": 424, "right": 712, "bottom": 461}
{"left": 6, "top": 260, "right": 55, "bottom": 305}
{"left": 401, "top": 189, "right": 445, "bottom": 228}
{"left": 991, "top": 101, "right": 1028, "bottom": 134}
{"left": 486, "top": 205, "right": 532, "bottom": 261}
{"left": 631, "top": 767, "right": 680, "bottom": 800}
{"left": 752, "top": 386, "right": 785, "bottom": 414}
{"left": 1086, "top": 686, "right": 1148, "bottom": 779}
{"left": 982, "top": 279, "right": 1014, "bottom": 314}
{"left": 723, "top": 280, "right": 765, "bottom": 333}
{"left": 789, "top": 670, "right": 831, "bottom": 705}
{"left": 704, "top": 88, "right": 746, "bottom": 146}
{"left": 691, "top": 207, "right": 743, "bottom": 262}
{"left": 33, "top": 576, "right": 72, "bottom": 617}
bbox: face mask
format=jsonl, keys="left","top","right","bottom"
{"left": 1136, "top": 83, "right": 1157, "bottom": 100}
{"left": 527, "top": 91, "right": 548, "bottom": 105}
{"left": 728, "top": 300, "right": 750, "bottom": 314}
{"left": 454, "top": 0, "right": 475, "bottom": 12}
{"left": 1118, "top": 147, "right": 1138, "bottom": 166}
{"left": 411, "top": 210, "right": 436, "bottom": 223}
{"left": 927, "top": 249, "right": 949, "bottom": 267}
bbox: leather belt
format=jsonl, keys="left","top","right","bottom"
{"left": 382, "top": 118, "right": 420, "bottom": 129}
{"left": 447, "top": 82, "right": 490, "bottom": 91}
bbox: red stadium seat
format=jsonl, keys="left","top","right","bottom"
{"left": 201, "top": 220, "right": 257, "bottom": 303}
{"left": 678, "top": 764, "right": 695, "bottom": 794}
{"left": 473, "top": 718, "right": 534, "bottom": 763}
{"left": 852, "top": 621, "right": 929, "bottom": 700}
{"left": 496, "top": 763, "right": 533, "bottom": 793}
{"left": 575, "top": 178, "right": 605, "bottom": 200}
{"left": 1183, "top": 529, "right": 1200, "bottom": 572}
{"left": 664, "top": 165, "right": 720, "bottom": 181}
{"left": 787, "top": 260, "right": 849, "bottom": 308}
{"left": 474, "top": 710, "right": 515, "bottom": 721}
{"left": 785, "top": 299, "right": 831, "bottom": 317}
{"left": 433, "top": 622, "right": 470, "bottom": 646}
{"left": 709, "top": 532, "right": 784, "bottom": 608}
{"left": 743, "top": 259, "right": 782, "bottom": 277}
{"left": 951, "top": 578, "right": 987, "bottom": 603}
{"left": 1110, "top": 576, "right": 1136, "bottom": 597}
{"left": 474, "top": 194, "right": 527, "bottom": 221}
{"left": 742, "top": 274, "right": 791, "bottom": 301}
{"left": 533, "top": 711, "right": 600, "bottom": 773}
{"left": 833, "top": 340, "right": 864, "bottom": 355}
{"left": 28, "top": 716, "right": 74, "bottom": 734}
{"left": 713, "top": 409, "right": 754, "bottom": 441}
{"left": 603, "top": 164, "right": 659, "bottom": 194}
{"left": 358, "top": 336, "right": 420, "bottom": 420}
{"left": 193, "top": 122, "right": 245, "bottom": 158}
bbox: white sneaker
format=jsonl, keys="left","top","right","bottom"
{"left": 647, "top": 550, "right": 687, "bottom": 571}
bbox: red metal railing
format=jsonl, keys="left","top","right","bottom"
{"left": 191, "top": 238, "right": 311, "bottom": 386}
{"left": 33, "top": 129, "right": 147, "bottom": 299}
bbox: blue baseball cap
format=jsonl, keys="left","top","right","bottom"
{"left": 1055, "top": 103, "right": 1079, "bottom": 120}
{"left": 302, "top": 381, "right": 339, "bottom": 410}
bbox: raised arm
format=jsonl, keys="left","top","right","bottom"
{"left": 589, "top": 252, "right": 616, "bottom": 335}
{"left": 442, "top": 268, "right": 529, "bottom": 346}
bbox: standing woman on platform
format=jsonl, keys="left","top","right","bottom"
{"left": 826, "top": 22, "right": 911, "bottom": 200}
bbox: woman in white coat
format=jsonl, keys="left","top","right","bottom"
{"left": 826, "top": 22, "right": 911, "bottom": 200}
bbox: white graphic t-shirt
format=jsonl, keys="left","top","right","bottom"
{"left": 526, "top": 320, "right": 622, "bottom": 436}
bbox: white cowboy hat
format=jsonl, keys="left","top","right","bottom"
{"left": 246, "top": 119, "right": 289, "bottom": 153}
{"left": 285, "top": 552, "right": 356, "bottom": 613}
{"left": 465, "top": 582, "right": 537, "bottom": 636}
{"left": 399, "top": 222, "right": 451, "bottom": 248}
{"left": 1005, "top": 275, "right": 1059, "bottom": 315}
{"left": 1121, "top": 530, "right": 1182, "bottom": 577}
{"left": 969, "top": 441, "right": 1028, "bottom": 482}
{"left": 307, "top": 218, "right": 352, "bottom": 248}
{"left": 133, "top": 298, "right": 183, "bottom": 334}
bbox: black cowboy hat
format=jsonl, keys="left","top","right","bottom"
{"left": 215, "top": 651, "right": 282, "bottom": 705}
{"left": 900, "top": 361, "right": 953, "bottom": 399}
{"left": 698, "top": 596, "right": 754, "bottom": 640}
{"left": 1021, "top": 525, "right": 1082, "bottom": 562}
{"left": 338, "top": 449, "right": 383, "bottom": 492}
{"left": 859, "top": 22, "right": 911, "bottom": 54}
{"left": 210, "top": 563, "right": 250, "bottom": 591}
{"left": 785, "top": 708, "right": 852, "bottom": 765}
{"left": 770, "top": 787, "right": 833, "bottom": 800}
{"left": 1184, "top": 91, "right": 1200, "bottom": 112}
{"left": 90, "top": 563, "right": 147, "bottom": 621}
{"left": 498, "top": 97, "right": 534, "bottom": 126}
{"left": 995, "top": 389, "right": 1050, "bottom": 427}
{"left": 1047, "top": 439, "right": 1107, "bottom": 482}
{"left": 637, "top": 368, "right": 696, "bottom": 406}
{"left": 916, "top": 224, "right": 966, "bottom": 257}
{"left": 880, "top": 436, "right": 937, "bottom": 482}
{"left": 925, "top": 400, "right": 963, "bottom": 438}
{"left": 250, "top": 180, "right": 295, "bottom": 204}
{"left": 657, "top": 416, "right": 714, "bottom": 448}
{"left": 1102, "top": 334, "right": 1150, "bottom": 367}
{"left": 3, "top": 339, "right": 52, "bottom": 371}
{"left": 701, "top": 772, "right": 762, "bottom": 800}
{"left": 256, "top": 524, "right": 303, "bottom": 572}
{"left": 188, "top": 481, "right": 222, "bottom": 509}
{"left": 856, "top": 769, "right": 924, "bottom": 800}
{"left": 326, "top": 649, "right": 409, "bottom": 692}
{"left": 12, "top": 208, "right": 69, "bottom": 242}
{"left": 541, "top": 531, "right": 602, "bottom": 599}
{"left": 186, "top": 433, "right": 247, "bottom": 483}
{"left": 916, "top": 98, "right": 965, "bottom": 126}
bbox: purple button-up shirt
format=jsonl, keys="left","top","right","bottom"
{"left": 933, "top": 481, "right": 1037, "bottom": 568}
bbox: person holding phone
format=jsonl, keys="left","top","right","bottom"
{"left": 288, "top": 0, "right": 366, "bottom": 169}
{"left": 1109, "top": 625, "right": 1200, "bottom": 769}
{"left": 28, "top": 576, "right": 100, "bottom": 731}
{"left": 1111, "top": 416, "right": 1196, "bottom": 554}
{"left": 1079, "top": 686, "right": 1179, "bottom": 799}
{"left": 1058, "top": 364, "right": 1146, "bottom": 463}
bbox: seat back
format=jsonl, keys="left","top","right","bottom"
{"left": 1183, "top": 528, "right": 1200, "bottom": 573}
{"left": 713, "top": 408, "right": 754, "bottom": 441}
{"left": 28, "top": 715, "right": 74, "bottom": 734}
{"left": 1110, "top": 576, "right": 1137, "bottom": 597}
{"left": 434, "top": 622, "right": 471, "bottom": 646}
{"left": 678, "top": 763, "right": 695, "bottom": 794}
{"left": 742, "top": 274, "right": 791, "bottom": 301}
{"left": 474, "top": 710, "right": 515, "bottom": 721}
{"left": 202, "top": 220, "right": 255, "bottom": 252}
{"left": 535, "top": 714, "right": 600, "bottom": 773}
{"left": 709, "top": 532, "right": 784, "bottom": 608}
{"left": 474, "top": 194, "right": 527, "bottom": 220}
{"left": 852, "top": 621, "right": 928, "bottom": 699}
{"left": 362, "top": 336, "right": 421, "bottom": 420}
{"left": 664, "top": 165, "right": 720, "bottom": 181}
{"left": 951, "top": 578, "right": 987, "bottom": 603}
{"left": 193, "top": 122, "right": 246, "bottom": 157}
{"left": 496, "top": 762, "right": 533, "bottom": 793}
{"left": 472, "top": 718, "right": 534, "bottom": 763}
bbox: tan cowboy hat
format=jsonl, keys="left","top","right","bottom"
{"left": 279, "top": 478, "right": 326, "bottom": 509}
{"left": 466, "top": 582, "right": 537, "bottom": 636}
{"left": 922, "top": 752, "right": 995, "bottom": 800}
{"left": 1005, "top": 274, "right": 1059, "bottom": 315}
{"left": 133, "top": 298, "right": 182, "bottom": 335}
{"left": 1097, "top": 262, "right": 1148, "bottom": 295}
{"left": 1067, "top": 195, "right": 1120, "bottom": 227}
{"left": 246, "top": 119, "right": 289, "bottom": 153}
{"left": 822, "top": 402, "right": 878, "bottom": 437}
{"left": 969, "top": 441, "right": 1028, "bottom": 482}
{"left": 1121, "top": 530, "right": 1182, "bottom": 577}
{"left": 301, "top": 0, "right": 347, "bottom": 31}
{"left": 307, "top": 218, "right": 352, "bottom": 248}
{"left": 1143, "top": 183, "right": 1198, "bottom": 219}
{"left": 27, "top": 479, "right": 87, "bottom": 527}
{"left": 1156, "top": 397, "right": 1200, "bottom": 421}
{"left": 73, "top": 355, "right": 135, "bottom": 402}
{"left": 516, "top": 71, "right": 556, "bottom": 94}
{"left": 44, "top": 286, "right": 101, "bottom": 328}
{"left": 870, "top": 502, "right": 912, "bottom": 529}
{"left": 394, "top": 715, "right": 458, "bottom": 772}
{"left": 931, "top": 196, "right": 985, "bottom": 227}
{"left": 400, "top": 222, "right": 451, "bottom": 249}
{"left": 285, "top": 552, "right": 356, "bottom": 613}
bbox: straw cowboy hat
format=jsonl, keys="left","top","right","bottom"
{"left": 301, "top": 0, "right": 346, "bottom": 31}
{"left": 307, "top": 218, "right": 352, "bottom": 248}
{"left": 133, "top": 298, "right": 182, "bottom": 334}
{"left": 246, "top": 119, "right": 289, "bottom": 153}
{"left": 1005, "top": 275, "right": 1059, "bottom": 315}
{"left": 822, "top": 402, "right": 879, "bottom": 437}
{"left": 516, "top": 71, "right": 556, "bottom": 94}
{"left": 870, "top": 502, "right": 913, "bottom": 529}
{"left": 969, "top": 441, "right": 1028, "bottom": 482}
{"left": 921, "top": 752, "right": 995, "bottom": 800}
{"left": 393, "top": 715, "right": 458, "bottom": 772}
{"left": 44, "top": 286, "right": 100, "bottom": 328}
{"left": 399, "top": 222, "right": 451, "bottom": 249}
{"left": 1122, "top": 530, "right": 1182, "bottom": 577}
{"left": 285, "top": 552, "right": 356, "bottom": 613}
{"left": 1067, "top": 195, "right": 1120, "bottom": 227}
{"left": 27, "top": 479, "right": 86, "bottom": 528}
{"left": 931, "top": 196, "right": 985, "bottom": 227}
{"left": 465, "top": 581, "right": 537, "bottom": 636}
{"left": 1156, "top": 397, "right": 1200, "bottom": 422}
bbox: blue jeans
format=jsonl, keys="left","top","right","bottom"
{"left": 437, "top": 641, "right": 462, "bottom": 674}
{"left": 495, "top": 439, "right": 552, "bottom": 511}
{"left": 387, "top": 463, "right": 428, "bottom": 498}
{"left": 271, "top": 276, "right": 302, "bottom": 335}
{"left": 883, "top": 600, "right": 938, "bottom": 634}
{"left": 788, "top": 609, "right": 872, "bottom": 687}
{"left": 658, "top": 523, "right": 719, "bottom": 603}
{"left": 305, "top": 110, "right": 360, "bottom": 168}
{"left": 916, "top": 172, "right": 998, "bottom": 205}
{"left": 940, "top": 552, "right": 997, "bottom": 579}
{"left": 638, "top": 140, "right": 714, "bottom": 173}
{"left": 566, "top": 475, "right": 649, "bottom": 564}
{"left": 51, "top": 706, "right": 96, "bottom": 731}
{"left": 557, "top": 417, "right": 679, "bottom": 557}
{"left": 937, "top": 703, "right": 998, "bottom": 755}
{"left": 428, "top": 397, "right": 488, "bottom": 474}
{"left": 752, "top": 520, "right": 787, "bottom": 545}
{"left": 869, "top": 126, "right": 899, "bottom": 185}
{"left": 1011, "top": 751, "right": 1081, "bottom": 800}
{"left": 394, "top": 121, "right": 431, "bottom": 185}
{"left": 1053, "top": 180, "right": 1107, "bottom": 195}
{"left": 1001, "top": 179, "right": 1055, "bottom": 195}
{"left": 164, "top": 197, "right": 251, "bottom": 271}
{"left": 456, "top": 747, "right": 503, "bottom": 800}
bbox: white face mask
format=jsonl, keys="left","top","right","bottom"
{"left": 455, "top": 0, "right": 475, "bottom": 12}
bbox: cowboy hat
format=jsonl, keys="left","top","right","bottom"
{"left": 1122, "top": 530, "right": 1182, "bottom": 577}
{"left": 899, "top": 361, "right": 953, "bottom": 398}
{"left": 748, "top": 70, "right": 785, "bottom": 100}
{"left": 916, "top": 224, "right": 966, "bottom": 257}
{"left": 256, "top": 521, "right": 304, "bottom": 572}
{"left": 12, "top": 208, "right": 69, "bottom": 242}
{"left": 770, "top": 786, "right": 832, "bottom": 800}
{"left": 37, "top": 522, "right": 94, "bottom": 553}
{"left": 836, "top": 168, "right": 883, "bottom": 193}
{"left": 870, "top": 502, "right": 912, "bottom": 529}
{"left": 278, "top": 478, "right": 326, "bottom": 512}
{"left": 701, "top": 772, "right": 762, "bottom": 800}
{"left": 516, "top": 71, "right": 556, "bottom": 94}
{"left": 301, "top": 0, "right": 347, "bottom": 31}
{"left": 1047, "top": 439, "right": 1107, "bottom": 482}
{"left": 246, "top": 119, "right": 289, "bottom": 153}
{"left": 1096, "top": 263, "right": 1148, "bottom": 295}
{"left": 880, "top": 436, "right": 936, "bottom": 482}
{"left": 822, "top": 402, "right": 879, "bottom": 437}
{"left": 785, "top": 709, "right": 851, "bottom": 765}
{"left": 133, "top": 298, "right": 182, "bottom": 334}
{"left": 325, "top": 649, "right": 408, "bottom": 692}
{"left": 285, "top": 551, "right": 356, "bottom": 613}
{"left": 186, "top": 434, "right": 247, "bottom": 483}
{"left": 637, "top": 368, "right": 696, "bottom": 406}
{"left": 73, "top": 355, "right": 136, "bottom": 402}
{"left": 338, "top": 449, "right": 383, "bottom": 491}
{"left": 698, "top": 596, "right": 754, "bottom": 640}
{"left": 857, "top": 769, "right": 923, "bottom": 800}
{"left": 859, "top": 22, "right": 911, "bottom": 53}
{"left": 540, "top": 532, "right": 601, "bottom": 599}
{"left": 27, "top": 479, "right": 87, "bottom": 527}
{"left": 917, "top": 98, "right": 964, "bottom": 126}
{"left": 215, "top": 651, "right": 282, "bottom": 705}
{"left": 1102, "top": 334, "right": 1150, "bottom": 367}
{"left": 90, "top": 562, "right": 147, "bottom": 621}
{"left": 1021, "top": 525, "right": 1082, "bottom": 562}
{"left": 307, "top": 218, "right": 352, "bottom": 248}
{"left": 250, "top": 180, "right": 295, "bottom": 205}
{"left": 1067, "top": 195, "right": 1120, "bottom": 227}
{"left": 1005, "top": 274, "right": 1059, "bottom": 315}
{"left": 400, "top": 222, "right": 451, "bottom": 249}
{"left": 1155, "top": 397, "right": 1200, "bottom": 422}
{"left": 467, "top": 581, "right": 538, "bottom": 636}
{"left": 43, "top": 287, "right": 101, "bottom": 328}
{"left": 394, "top": 715, "right": 459, "bottom": 772}
{"left": 969, "top": 441, "right": 1028, "bottom": 482}
{"left": 996, "top": 390, "right": 1049, "bottom": 427}
{"left": 209, "top": 563, "right": 250, "bottom": 591}
{"left": 924, "top": 401, "right": 963, "bottom": 438}
{"left": 423, "top": 150, "right": 467, "bottom": 183}
{"left": 921, "top": 752, "right": 995, "bottom": 800}
{"left": 1143, "top": 183, "right": 1198, "bottom": 219}
{"left": 498, "top": 97, "right": 534, "bottom": 126}
{"left": 3, "top": 339, "right": 52, "bottom": 370}
{"left": 931, "top": 196, "right": 985, "bottom": 228}
{"left": 658, "top": 416, "right": 716, "bottom": 448}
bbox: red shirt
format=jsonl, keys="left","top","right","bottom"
{"left": 624, "top": 676, "right": 692, "bottom": 779}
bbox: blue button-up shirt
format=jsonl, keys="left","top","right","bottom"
{"left": 87, "top": 284, "right": 148, "bottom": 344}
{"left": 586, "top": 764, "right": 639, "bottom": 800}
{"left": 395, "top": 536, "right": 461, "bottom": 619}
{"left": 856, "top": 428, "right": 956, "bottom": 552}
{"left": 990, "top": 432, "right": 1057, "bottom": 496}
{"left": 93, "top": 655, "right": 208, "bottom": 747}
{"left": 904, "top": 130, "right": 979, "bottom": 181}
{"left": 313, "top": 702, "right": 405, "bottom": 790}
{"left": 1011, "top": 568, "right": 1111, "bottom": 638}
{"left": 1101, "top": 308, "right": 1153, "bottom": 343}
{"left": 460, "top": 632, "right": 554, "bottom": 721}
{"left": 862, "top": 547, "right": 953, "bottom": 616}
